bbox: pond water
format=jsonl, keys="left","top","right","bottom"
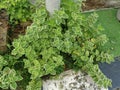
{"left": 99, "top": 58, "right": 120, "bottom": 90}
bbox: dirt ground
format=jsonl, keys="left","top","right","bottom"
{"left": 0, "top": 9, "right": 8, "bottom": 53}
{"left": 0, "top": 9, "right": 31, "bottom": 53}
{"left": 9, "top": 21, "right": 32, "bottom": 41}
{"left": 82, "top": 0, "right": 106, "bottom": 11}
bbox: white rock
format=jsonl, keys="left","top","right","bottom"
{"left": 43, "top": 70, "right": 108, "bottom": 90}
{"left": 28, "top": 0, "right": 38, "bottom": 5}
{"left": 45, "top": 0, "right": 61, "bottom": 15}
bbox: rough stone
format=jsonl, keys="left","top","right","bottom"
{"left": 45, "top": 0, "right": 61, "bottom": 15}
{"left": 105, "top": 0, "right": 120, "bottom": 7}
{"left": 117, "top": 9, "right": 120, "bottom": 21}
{"left": 43, "top": 70, "right": 108, "bottom": 90}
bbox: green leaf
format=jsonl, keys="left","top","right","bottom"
{"left": 24, "top": 59, "right": 31, "bottom": 68}
{"left": 14, "top": 73, "right": 23, "bottom": 81}
{"left": 26, "top": 78, "right": 42, "bottom": 90}
{"left": 85, "top": 51, "right": 89, "bottom": 57}
{"left": 10, "top": 82, "right": 17, "bottom": 90}
{"left": 0, "top": 55, "right": 8, "bottom": 70}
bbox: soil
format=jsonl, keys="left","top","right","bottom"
{"left": 9, "top": 21, "right": 32, "bottom": 41}
{"left": 82, "top": 0, "right": 106, "bottom": 11}
{"left": 0, "top": 9, "right": 32, "bottom": 53}
{"left": 0, "top": 9, "right": 8, "bottom": 53}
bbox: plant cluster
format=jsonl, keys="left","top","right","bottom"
{"left": 0, "top": 0, "right": 114, "bottom": 90}
{"left": 0, "top": 55, "right": 23, "bottom": 90}
{"left": 0, "top": 0, "right": 35, "bottom": 24}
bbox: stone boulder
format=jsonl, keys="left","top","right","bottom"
{"left": 43, "top": 70, "right": 108, "bottom": 90}
{"left": 45, "top": 0, "right": 61, "bottom": 15}
{"left": 105, "top": 0, "right": 120, "bottom": 7}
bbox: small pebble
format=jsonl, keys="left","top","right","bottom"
{"left": 0, "top": 22, "right": 2, "bottom": 25}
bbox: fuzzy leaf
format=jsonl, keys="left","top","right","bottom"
{"left": 10, "top": 82, "right": 17, "bottom": 90}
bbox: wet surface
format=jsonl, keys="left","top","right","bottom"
{"left": 99, "top": 58, "right": 120, "bottom": 90}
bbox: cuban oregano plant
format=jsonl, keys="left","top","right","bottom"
{"left": 0, "top": 0, "right": 114, "bottom": 89}
{"left": 0, "top": 55, "right": 23, "bottom": 90}
{"left": 0, "top": 0, "right": 35, "bottom": 24}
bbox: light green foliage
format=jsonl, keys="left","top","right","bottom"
{"left": 0, "top": 0, "right": 35, "bottom": 23}
{"left": 0, "top": 55, "right": 23, "bottom": 90}
{"left": 12, "top": 7, "right": 65, "bottom": 89}
{"left": 0, "top": 0, "right": 114, "bottom": 89}
{"left": 26, "top": 78, "right": 42, "bottom": 90}
{"left": 0, "top": 55, "right": 7, "bottom": 70}
{"left": 29, "top": 0, "right": 45, "bottom": 8}
{"left": 0, "top": 67, "right": 23, "bottom": 90}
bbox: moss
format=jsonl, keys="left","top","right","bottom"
{"left": 85, "top": 8, "right": 120, "bottom": 57}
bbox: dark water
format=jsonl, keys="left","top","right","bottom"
{"left": 99, "top": 58, "right": 120, "bottom": 90}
